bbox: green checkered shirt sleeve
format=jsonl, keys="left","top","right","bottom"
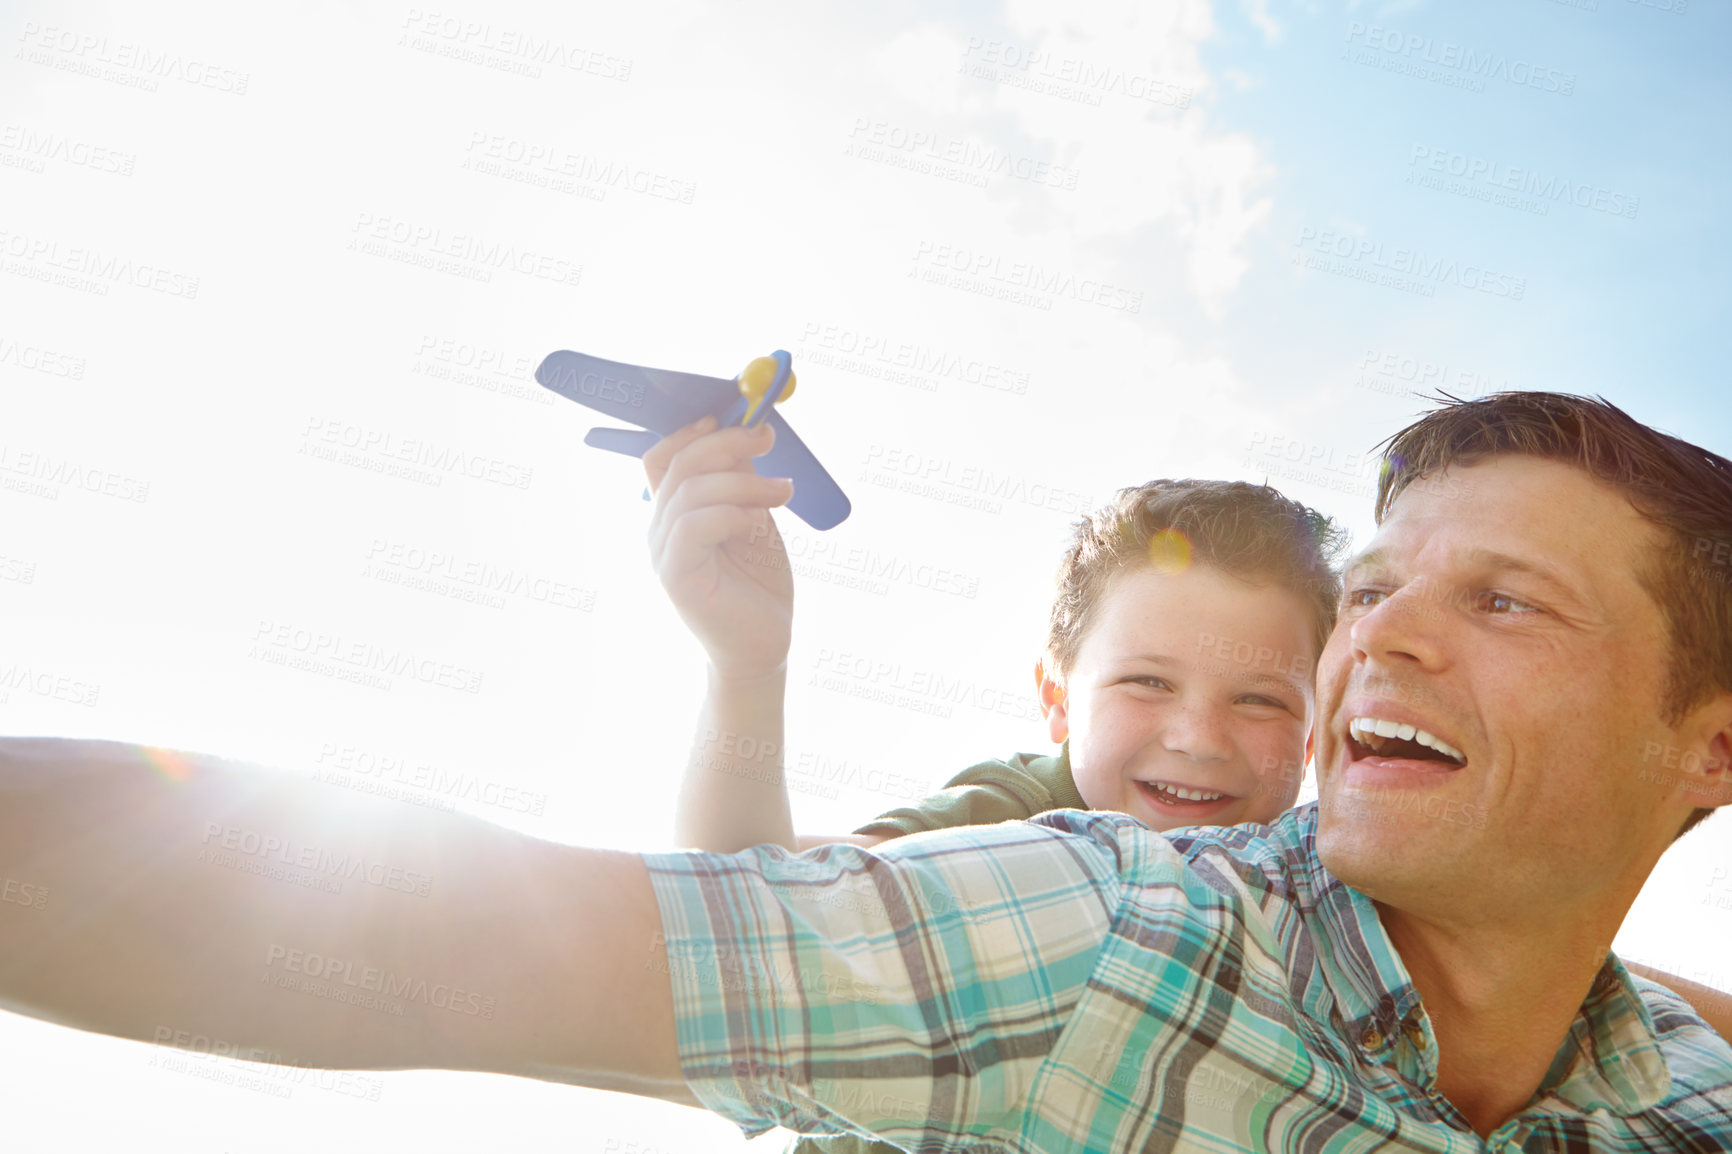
{"left": 643, "top": 818, "right": 1124, "bottom": 1146}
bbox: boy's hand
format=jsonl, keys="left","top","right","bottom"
{"left": 644, "top": 417, "right": 794, "bottom": 681}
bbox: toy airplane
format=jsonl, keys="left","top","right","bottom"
{"left": 535, "top": 347, "right": 852, "bottom": 530}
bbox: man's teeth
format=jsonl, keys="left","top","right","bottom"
{"left": 1348, "top": 716, "right": 1465, "bottom": 764}
{"left": 1144, "top": 782, "right": 1226, "bottom": 803}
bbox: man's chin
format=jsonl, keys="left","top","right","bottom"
{"left": 1315, "top": 793, "right": 1482, "bottom": 899}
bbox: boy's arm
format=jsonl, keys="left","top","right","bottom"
{"left": 0, "top": 738, "right": 692, "bottom": 1100}
{"left": 639, "top": 419, "right": 989, "bottom": 857}
{"left": 1626, "top": 961, "right": 1732, "bottom": 1039}
{"left": 677, "top": 666, "right": 798, "bottom": 851}
{"left": 642, "top": 418, "right": 802, "bottom": 852}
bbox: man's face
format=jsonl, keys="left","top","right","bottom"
{"left": 1315, "top": 455, "right": 1698, "bottom": 919}
{"left": 1046, "top": 563, "right": 1314, "bottom": 830}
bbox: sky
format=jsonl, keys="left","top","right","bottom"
{"left": 1, "top": 0, "right": 1727, "bottom": 1150}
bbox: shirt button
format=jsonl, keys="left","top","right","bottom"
{"left": 1359, "top": 1026, "right": 1384, "bottom": 1051}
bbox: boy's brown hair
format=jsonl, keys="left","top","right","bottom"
{"left": 1047, "top": 479, "right": 1347, "bottom": 678}
{"left": 1374, "top": 391, "right": 1732, "bottom": 838}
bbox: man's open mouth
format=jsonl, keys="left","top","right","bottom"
{"left": 1346, "top": 716, "right": 1466, "bottom": 767}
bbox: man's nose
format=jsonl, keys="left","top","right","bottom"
{"left": 1349, "top": 582, "right": 1451, "bottom": 671}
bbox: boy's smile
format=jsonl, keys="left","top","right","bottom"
{"left": 1041, "top": 563, "right": 1316, "bottom": 831}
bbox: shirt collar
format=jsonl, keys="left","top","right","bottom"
{"left": 1290, "top": 805, "right": 1671, "bottom": 1115}
{"left": 1538, "top": 955, "right": 1672, "bottom": 1114}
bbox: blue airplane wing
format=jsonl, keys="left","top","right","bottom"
{"left": 535, "top": 350, "right": 736, "bottom": 433}
{"left": 535, "top": 348, "right": 852, "bottom": 530}
{"left": 760, "top": 408, "right": 852, "bottom": 531}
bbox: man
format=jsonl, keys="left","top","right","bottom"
{"left": 1, "top": 392, "right": 1728, "bottom": 1151}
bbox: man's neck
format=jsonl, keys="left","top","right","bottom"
{"left": 1375, "top": 902, "right": 1618, "bottom": 1138}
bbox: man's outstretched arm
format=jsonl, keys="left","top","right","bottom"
{"left": 0, "top": 737, "right": 692, "bottom": 1101}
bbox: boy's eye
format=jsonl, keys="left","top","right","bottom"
{"left": 1126, "top": 676, "right": 1172, "bottom": 691}
{"left": 1238, "top": 694, "right": 1286, "bottom": 709}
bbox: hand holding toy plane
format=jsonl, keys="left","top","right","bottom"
{"left": 535, "top": 348, "right": 851, "bottom": 530}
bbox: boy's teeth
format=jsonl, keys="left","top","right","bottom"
{"left": 1349, "top": 716, "right": 1465, "bottom": 764}
{"left": 1146, "top": 782, "right": 1226, "bottom": 803}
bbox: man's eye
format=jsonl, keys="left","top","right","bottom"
{"left": 1344, "top": 587, "right": 1387, "bottom": 609}
{"left": 1477, "top": 591, "right": 1537, "bottom": 615}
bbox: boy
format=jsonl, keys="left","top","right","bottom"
{"left": 648, "top": 419, "right": 1337, "bottom": 855}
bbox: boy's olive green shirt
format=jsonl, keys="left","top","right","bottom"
{"left": 790, "top": 749, "right": 1082, "bottom": 1154}
{"left": 852, "top": 748, "right": 1084, "bottom": 841}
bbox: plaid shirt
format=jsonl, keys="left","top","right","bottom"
{"left": 644, "top": 805, "right": 1732, "bottom": 1152}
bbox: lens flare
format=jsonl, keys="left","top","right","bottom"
{"left": 142, "top": 746, "right": 195, "bottom": 783}
{"left": 1147, "top": 528, "right": 1193, "bottom": 575}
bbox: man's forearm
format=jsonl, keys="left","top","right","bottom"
{"left": 0, "top": 738, "right": 689, "bottom": 1097}
{"left": 673, "top": 668, "right": 796, "bottom": 851}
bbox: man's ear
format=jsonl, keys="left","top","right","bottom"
{"left": 1676, "top": 692, "right": 1732, "bottom": 813}
{"left": 1699, "top": 698, "right": 1732, "bottom": 810}
{"left": 1035, "top": 658, "right": 1069, "bottom": 744}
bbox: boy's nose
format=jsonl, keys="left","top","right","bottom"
{"left": 1161, "top": 702, "right": 1234, "bottom": 762}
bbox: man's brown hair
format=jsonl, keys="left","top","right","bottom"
{"left": 1047, "top": 479, "right": 1346, "bottom": 679}
{"left": 1374, "top": 391, "right": 1732, "bottom": 837}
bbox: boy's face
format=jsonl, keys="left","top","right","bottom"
{"left": 1042, "top": 563, "right": 1315, "bottom": 830}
